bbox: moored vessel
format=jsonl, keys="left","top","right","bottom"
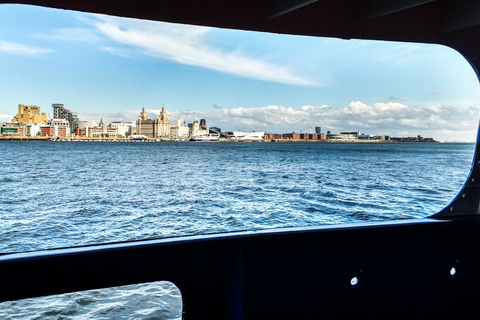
{"left": 190, "top": 133, "right": 220, "bottom": 142}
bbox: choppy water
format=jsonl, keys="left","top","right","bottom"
{"left": 0, "top": 141, "right": 475, "bottom": 319}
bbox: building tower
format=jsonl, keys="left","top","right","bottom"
{"left": 139, "top": 106, "right": 148, "bottom": 120}
{"left": 136, "top": 106, "right": 154, "bottom": 137}
{"left": 200, "top": 119, "right": 207, "bottom": 130}
{"left": 154, "top": 105, "right": 171, "bottom": 137}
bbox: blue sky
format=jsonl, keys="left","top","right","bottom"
{"left": 1, "top": 4, "right": 479, "bottom": 141}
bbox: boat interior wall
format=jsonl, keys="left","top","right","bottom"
{"left": 2, "top": 0, "right": 480, "bottom": 318}
{"left": 2, "top": 219, "right": 480, "bottom": 318}
{"left": 3, "top": 0, "right": 480, "bottom": 53}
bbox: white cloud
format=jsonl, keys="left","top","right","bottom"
{"left": 0, "top": 40, "right": 53, "bottom": 56}
{"left": 34, "top": 28, "right": 100, "bottom": 43}
{"left": 91, "top": 15, "right": 315, "bottom": 86}
{"left": 0, "top": 114, "right": 14, "bottom": 122}
{"left": 78, "top": 110, "right": 140, "bottom": 123}
{"left": 100, "top": 46, "right": 136, "bottom": 59}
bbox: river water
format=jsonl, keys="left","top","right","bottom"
{"left": 0, "top": 141, "right": 475, "bottom": 319}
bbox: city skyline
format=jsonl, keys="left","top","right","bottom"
{"left": 1, "top": 4, "right": 480, "bottom": 141}
{"left": 1, "top": 103, "right": 441, "bottom": 141}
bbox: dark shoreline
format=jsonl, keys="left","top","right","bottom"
{"left": 0, "top": 136, "right": 443, "bottom": 143}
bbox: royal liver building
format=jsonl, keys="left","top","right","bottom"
{"left": 135, "top": 105, "right": 171, "bottom": 138}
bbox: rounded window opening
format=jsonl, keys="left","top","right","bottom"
{"left": 0, "top": 3, "right": 478, "bottom": 254}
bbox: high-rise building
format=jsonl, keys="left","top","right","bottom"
{"left": 12, "top": 104, "right": 47, "bottom": 124}
{"left": 315, "top": 127, "right": 321, "bottom": 134}
{"left": 52, "top": 104, "right": 79, "bottom": 134}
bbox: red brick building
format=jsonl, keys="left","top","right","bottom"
{"left": 265, "top": 133, "right": 326, "bottom": 141}
{"left": 41, "top": 126, "right": 53, "bottom": 136}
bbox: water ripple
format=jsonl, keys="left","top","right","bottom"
{"left": 0, "top": 141, "right": 475, "bottom": 317}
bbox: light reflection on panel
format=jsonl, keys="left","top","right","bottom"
{"left": 0, "top": 281, "right": 182, "bottom": 320}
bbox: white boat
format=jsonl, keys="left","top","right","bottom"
{"left": 130, "top": 134, "right": 147, "bottom": 141}
{"left": 190, "top": 133, "right": 220, "bottom": 142}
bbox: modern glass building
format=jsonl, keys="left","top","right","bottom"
{"left": 52, "top": 104, "right": 79, "bottom": 134}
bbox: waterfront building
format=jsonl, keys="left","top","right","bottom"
{"left": 76, "top": 119, "right": 117, "bottom": 138}
{"left": 12, "top": 104, "right": 47, "bottom": 124}
{"left": 327, "top": 131, "right": 360, "bottom": 140}
{"left": 356, "top": 133, "right": 390, "bottom": 140}
{"left": 391, "top": 135, "right": 435, "bottom": 142}
{"left": 170, "top": 119, "right": 190, "bottom": 139}
{"left": 26, "top": 123, "right": 43, "bottom": 137}
{"left": 210, "top": 127, "right": 222, "bottom": 134}
{"left": 41, "top": 119, "right": 70, "bottom": 137}
{"left": 52, "top": 104, "right": 79, "bottom": 134}
{"left": 190, "top": 119, "right": 209, "bottom": 137}
{"left": 9, "top": 116, "right": 46, "bottom": 136}
{"left": 40, "top": 126, "right": 53, "bottom": 136}
{"left": 315, "top": 127, "right": 322, "bottom": 134}
{"left": 264, "top": 133, "right": 283, "bottom": 140}
{"left": 135, "top": 106, "right": 171, "bottom": 138}
{"left": 340, "top": 131, "right": 360, "bottom": 139}
{"left": 378, "top": 135, "right": 390, "bottom": 141}
{"left": 135, "top": 106, "right": 156, "bottom": 137}
{"left": 225, "top": 131, "right": 265, "bottom": 140}
{"left": 86, "top": 118, "right": 117, "bottom": 138}
{"left": 276, "top": 133, "right": 326, "bottom": 140}
{"left": 108, "top": 121, "right": 135, "bottom": 137}
{"left": 76, "top": 121, "right": 97, "bottom": 137}
{"left": 1, "top": 123, "right": 27, "bottom": 136}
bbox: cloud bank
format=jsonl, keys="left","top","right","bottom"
{"left": 80, "top": 101, "right": 480, "bottom": 142}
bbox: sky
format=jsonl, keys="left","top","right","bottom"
{"left": 0, "top": 4, "right": 480, "bottom": 141}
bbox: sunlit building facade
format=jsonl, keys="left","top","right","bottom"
{"left": 108, "top": 121, "right": 135, "bottom": 137}
{"left": 170, "top": 119, "right": 190, "bottom": 138}
{"left": 12, "top": 104, "right": 47, "bottom": 124}
{"left": 135, "top": 106, "right": 171, "bottom": 138}
{"left": 190, "top": 119, "right": 209, "bottom": 137}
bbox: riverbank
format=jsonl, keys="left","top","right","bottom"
{"left": 0, "top": 136, "right": 438, "bottom": 142}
